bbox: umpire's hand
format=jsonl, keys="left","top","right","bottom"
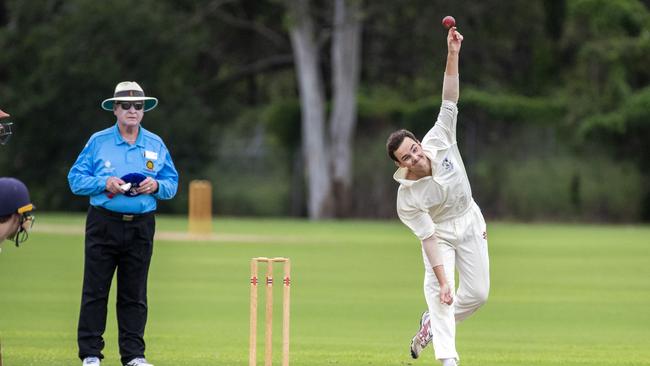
{"left": 136, "top": 177, "right": 158, "bottom": 195}
{"left": 106, "top": 176, "right": 127, "bottom": 194}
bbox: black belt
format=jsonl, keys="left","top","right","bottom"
{"left": 92, "top": 206, "right": 155, "bottom": 222}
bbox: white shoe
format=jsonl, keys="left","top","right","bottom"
{"left": 82, "top": 357, "right": 101, "bottom": 366}
{"left": 410, "top": 310, "right": 433, "bottom": 359}
{"left": 125, "top": 358, "right": 154, "bottom": 366}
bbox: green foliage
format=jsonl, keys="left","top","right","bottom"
{"left": 356, "top": 90, "right": 407, "bottom": 132}
{"left": 263, "top": 99, "right": 301, "bottom": 148}
{"left": 494, "top": 155, "right": 643, "bottom": 221}
{"left": 350, "top": 87, "right": 648, "bottom": 221}
{"left": 374, "top": 88, "right": 568, "bottom": 138}
{"left": 0, "top": 0, "right": 216, "bottom": 210}
{"left": 461, "top": 88, "right": 567, "bottom": 125}
{"left": 1, "top": 0, "right": 650, "bottom": 220}
{"left": 401, "top": 98, "right": 440, "bottom": 138}
{"left": 0, "top": 0, "right": 292, "bottom": 213}
{"left": 212, "top": 171, "right": 290, "bottom": 216}
{"left": 565, "top": 0, "right": 648, "bottom": 39}
{"left": 580, "top": 86, "right": 650, "bottom": 135}
{"left": 351, "top": 128, "right": 399, "bottom": 218}
{"left": 357, "top": 87, "right": 567, "bottom": 137}
{"left": 201, "top": 107, "right": 293, "bottom": 217}
{"left": 564, "top": 0, "right": 650, "bottom": 123}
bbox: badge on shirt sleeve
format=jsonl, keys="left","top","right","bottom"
{"left": 442, "top": 157, "right": 454, "bottom": 171}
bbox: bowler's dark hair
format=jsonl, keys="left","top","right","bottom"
{"left": 386, "top": 129, "right": 418, "bottom": 162}
{"left": 0, "top": 214, "right": 13, "bottom": 223}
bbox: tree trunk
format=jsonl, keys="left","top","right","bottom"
{"left": 289, "top": 147, "right": 306, "bottom": 216}
{"left": 329, "top": 0, "right": 362, "bottom": 217}
{"left": 287, "top": 0, "right": 334, "bottom": 219}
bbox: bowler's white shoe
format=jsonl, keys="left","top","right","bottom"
{"left": 82, "top": 357, "right": 101, "bottom": 366}
{"left": 125, "top": 358, "right": 154, "bottom": 366}
{"left": 441, "top": 358, "right": 458, "bottom": 366}
{"left": 410, "top": 310, "right": 433, "bottom": 359}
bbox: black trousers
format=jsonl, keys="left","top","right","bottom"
{"left": 78, "top": 206, "right": 155, "bottom": 365}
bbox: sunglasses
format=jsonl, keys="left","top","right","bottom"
{"left": 117, "top": 101, "right": 144, "bottom": 111}
{"left": 12, "top": 213, "right": 35, "bottom": 247}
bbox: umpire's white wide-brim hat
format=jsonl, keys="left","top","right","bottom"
{"left": 101, "top": 81, "right": 158, "bottom": 112}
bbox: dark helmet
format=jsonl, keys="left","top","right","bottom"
{"left": 0, "top": 177, "right": 34, "bottom": 216}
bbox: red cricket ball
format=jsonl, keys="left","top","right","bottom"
{"left": 442, "top": 15, "right": 456, "bottom": 29}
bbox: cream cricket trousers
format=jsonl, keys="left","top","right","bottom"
{"left": 421, "top": 201, "right": 490, "bottom": 361}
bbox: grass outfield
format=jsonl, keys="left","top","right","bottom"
{"left": 1, "top": 213, "right": 649, "bottom": 366}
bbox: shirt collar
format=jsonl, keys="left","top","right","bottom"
{"left": 113, "top": 123, "right": 145, "bottom": 147}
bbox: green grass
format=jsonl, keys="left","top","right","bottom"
{"left": 1, "top": 214, "right": 649, "bottom": 365}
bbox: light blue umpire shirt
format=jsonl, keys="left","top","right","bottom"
{"left": 68, "top": 123, "right": 178, "bottom": 214}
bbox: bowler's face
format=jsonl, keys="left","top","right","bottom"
{"left": 114, "top": 101, "right": 144, "bottom": 128}
{"left": 395, "top": 137, "right": 430, "bottom": 173}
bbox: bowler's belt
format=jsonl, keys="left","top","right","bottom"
{"left": 92, "top": 206, "right": 154, "bottom": 222}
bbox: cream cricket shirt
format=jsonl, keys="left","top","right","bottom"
{"left": 394, "top": 100, "right": 473, "bottom": 241}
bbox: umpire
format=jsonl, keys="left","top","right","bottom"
{"left": 68, "top": 81, "right": 178, "bottom": 366}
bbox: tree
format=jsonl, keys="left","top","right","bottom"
{"left": 286, "top": 0, "right": 362, "bottom": 219}
{"left": 329, "top": 0, "right": 362, "bottom": 216}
